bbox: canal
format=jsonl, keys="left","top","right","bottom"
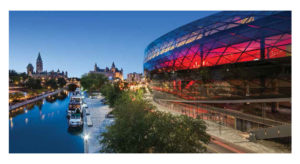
{"left": 9, "top": 91, "right": 84, "bottom": 153}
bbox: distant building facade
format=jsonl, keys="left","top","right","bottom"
{"left": 26, "top": 63, "right": 34, "bottom": 76}
{"left": 89, "top": 62, "right": 123, "bottom": 80}
{"left": 26, "top": 52, "right": 68, "bottom": 79}
{"left": 127, "top": 72, "right": 143, "bottom": 83}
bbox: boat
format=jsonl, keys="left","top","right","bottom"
{"left": 68, "top": 113, "right": 83, "bottom": 128}
{"left": 67, "top": 88, "right": 84, "bottom": 118}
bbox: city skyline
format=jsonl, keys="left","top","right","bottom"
{"left": 9, "top": 11, "right": 217, "bottom": 77}
{"left": 8, "top": 10, "right": 292, "bottom": 154}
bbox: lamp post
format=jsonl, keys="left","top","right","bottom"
{"left": 84, "top": 134, "right": 89, "bottom": 153}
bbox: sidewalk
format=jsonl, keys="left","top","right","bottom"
{"left": 150, "top": 99, "right": 291, "bottom": 153}
{"left": 83, "top": 96, "right": 112, "bottom": 153}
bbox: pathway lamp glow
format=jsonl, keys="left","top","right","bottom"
{"left": 84, "top": 134, "right": 89, "bottom": 153}
{"left": 84, "top": 134, "right": 89, "bottom": 141}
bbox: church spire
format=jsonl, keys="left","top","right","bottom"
{"left": 37, "top": 52, "right": 42, "bottom": 61}
{"left": 111, "top": 62, "right": 115, "bottom": 68}
{"left": 36, "top": 52, "right": 43, "bottom": 73}
{"left": 94, "top": 63, "right": 99, "bottom": 72}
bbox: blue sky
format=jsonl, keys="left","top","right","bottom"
{"left": 9, "top": 11, "right": 217, "bottom": 78}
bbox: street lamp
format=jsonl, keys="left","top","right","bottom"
{"left": 84, "top": 134, "right": 89, "bottom": 141}
{"left": 84, "top": 134, "right": 89, "bottom": 153}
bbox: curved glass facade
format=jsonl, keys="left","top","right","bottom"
{"left": 144, "top": 11, "right": 291, "bottom": 72}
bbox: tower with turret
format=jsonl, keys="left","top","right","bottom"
{"left": 27, "top": 63, "right": 34, "bottom": 76}
{"left": 36, "top": 52, "right": 43, "bottom": 73}
{"left": 111, "top": 62, "right": 116, "bottom": 73}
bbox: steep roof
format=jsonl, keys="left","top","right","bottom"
{"left": 37, "top": 52, "right": 42, "bottom": 61}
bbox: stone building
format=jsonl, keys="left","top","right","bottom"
{"left": 89, "top": 62, "right": 123, "bottom": 81}
{"left": 36, "top": 52, "right": 43, "bottom": 73}
{"left": 127, "top": 72, "right": 143, "bottom": 83}
{"left": 26, "top": 52, "right": 68, "bottom": 79}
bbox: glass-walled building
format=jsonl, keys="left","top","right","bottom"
{"left": 144, "top": 11, "right": 291, "bottom": 132}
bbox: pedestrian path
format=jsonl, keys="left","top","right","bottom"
{"left": 83, "top": 96, "right": 112, "bottom": 153}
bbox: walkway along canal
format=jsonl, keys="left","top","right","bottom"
{"left": 9, "top": 88, "right": 65, "bottom": 111}
{"left": 82, "top": 93, "right": 113, "bottom": 153}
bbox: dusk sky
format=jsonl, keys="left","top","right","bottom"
{"left": 9, "top": 11, "right": 217, "bottom": 78}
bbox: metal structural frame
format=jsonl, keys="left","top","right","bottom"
{"left": 144, "top": 11, "right": 292, "bottom": 134}
{"left": 144, "top": 11, "right": 291, "bottom": 73}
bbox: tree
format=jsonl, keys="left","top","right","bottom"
{"left": 100, "top": 89, "right": 210, "bottom": 153}
{"left": 67, "top": 83, "right": 78, "bottom": 92}
{"left": 9, "top": 70, "right": 18, "bottom": 76}
{"left": 25, "top": 78, "right": 42, "bottom": 89}
{"left": 100, "top": 83, "right": 122, "bottom": 107}
{"left": 9, "top": 70, "right": 28, "bottom": 86}
{"left": 57, "top": 77, "right": 67, "bottom": 88}
{"left": 81, "top": 73, "right": 108, "bottom": 92}
{"left": 45, "top": 79, "right": 58, "bottom": 89}
{"left": 100, "top": 92, "right": 153, "bottom": 153}
{"left": 148, "top": 112, "right": 210, "bottom": 153}
{"left": 9, "top": 92, "right": 25, "bottom": 102}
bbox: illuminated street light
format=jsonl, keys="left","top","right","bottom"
{"left": 84, "top": 134, "right": 89, "bottom": 153}
{"left": 84, "top": 134, "right": 89, "bottom": 141}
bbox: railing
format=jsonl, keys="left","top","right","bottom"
{"left": 249, "top": 124, "right": 291, "bottom": 141}
{"left": 154, "top": 97, "right": 287, "bottom": 127}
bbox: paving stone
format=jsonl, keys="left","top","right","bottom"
{"left": 83, "top": 95, "right": 112, "bottom": 153}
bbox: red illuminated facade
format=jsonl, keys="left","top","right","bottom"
{"left": 144, "top": 11, "right": 291, "bottom": 132}
{"left": 144, "top": 11, "right": 291, "bottom": 73}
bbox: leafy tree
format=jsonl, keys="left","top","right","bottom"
{"left": 81, "top": 73, "right": 108, "bottom": 92}
{"left": 9, "top": 92, "right": 25, "bottom": 102}
{"left": 100, "top": 92, "right": 153, "bottom": 153}
{"left": 148, "top": 112, "right": 210, "bottom": 153}
{"left": 67, "top": 83, "right": 78, "bottom": 92}
{"left": 57, "top": 77, "right": 67, "bottom": 87}
{"left": 100, "top": 83, "right": 122, "bottom": 107}
{"left": 9, "top": 70, "right": 28, "bottom": 86}
{"left": 25, "top": 78, "right": 42, "bottom": 89}
{"left": 100, "top": 88, "right": 210, "bottom": 153}
{"left": 45, "top": 79, "right": 58, "bottom": 89}
{"left": 9, "top": 70, "right": 18, "bottom": 77}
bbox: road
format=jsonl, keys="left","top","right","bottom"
{"left": 206, "top": 137, "right": 252, "bottom": 153}
{"left": 149, "top": 94, "right": 254, "bottom": 153}
{"left": 155, "top": 97, "right": 291, "bottom": 104}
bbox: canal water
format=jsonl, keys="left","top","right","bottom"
{"left": 9, "top": 91, "right": 84, "bottom": 153}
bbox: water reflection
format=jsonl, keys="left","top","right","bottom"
{"left": 68, "top": 127, "right": 83, "bottom": 136}
{"left": 45, "top": 91, "right": 68, "bottom": 103}
{"left": 36, "top": 100, "right": 43, "bottom": 110}
{"left": 9, "top": 107, "right": 25, "bottom": 118}
{"left": 41, "top": 114, "right": 45, "bottom": 120}
{"left": 45, "top": 95, "right": 57, "bottom": 103}
{"left": 26, "top": 103, "right": 35, "bottom": 110}
{"left": 57, "top": 91, "right": 68, "bottom": 100}
{"left": 10, "top": 117, "right": 13, "bottom": 128}
{"left": 9, "top": 99, "right": 44, "bottom": 118}
{"left": 9, "top": 90, "right": 84, "bottom": 153}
